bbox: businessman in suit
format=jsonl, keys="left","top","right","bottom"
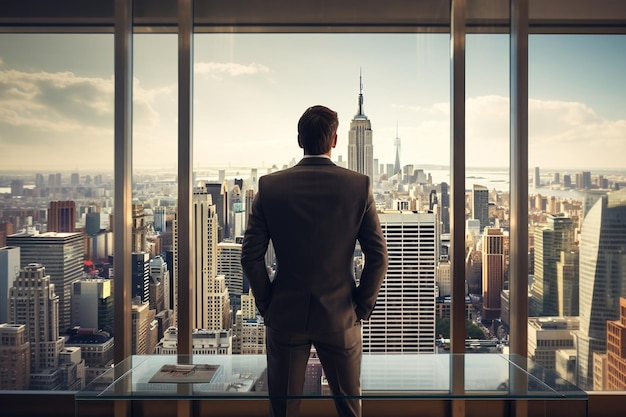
{"left": 241, "top": 105, "right": 388, "bottom": 417}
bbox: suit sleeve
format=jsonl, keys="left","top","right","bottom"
{"left": 241, "top": 185, "right": 272, "bottom": 316}
{"left": 354, "top": 181, "right": 388, "bottom": 320}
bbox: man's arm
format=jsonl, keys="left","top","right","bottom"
{"left": 241, "top": 188, "right": 272, "bottom": 316}
{"left": 354, "top": 186, "right": 388, "bottom": 321}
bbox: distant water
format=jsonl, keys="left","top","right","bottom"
{"left": 427, "top": 167, "right": 620, "bottom": 201}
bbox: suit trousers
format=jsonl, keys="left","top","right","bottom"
{"left": 266, "top": 324, "right": 363, "bottom": 417}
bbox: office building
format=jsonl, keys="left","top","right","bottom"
{"left": 131, "top": 300, "right": 158, "bottom": 355}
{"left": 347, "top": 73, "right": 374, "bottom": 182}
{"left": 363, "top": 212, "right": 436, "bottom": 353}
{"left": 530, "top": 214, "right": 577, "bottom": 317}
{"left": 7, "top": 232, "right": 84, "bottom": 332}
{"left": 439, "top": 182, "right": 450, "bottom": 234}
{"left": 65, "top": 328, "right": 113, "bottom": 384}
{"left": 132, "top": 252, "right": 150, "bottom": 305}
{"left": 557, "top": 250, "right": 580, "bottom": 317}
{"left": 132, "top": 203, "right": 148, "bottom": 253}
{"left": 149, "top": 255, "right": 170, "bottom": 311}
{"left": 8, "top": 264, "right": 64, "bottom": 373}
{"left": 606, "top": 297, "right": 626, "bottom": 390}
{"left": 172, "top": 217, "right": 179, "bottom": 326}
{"left": 0, "top": 323, "right": 30, "bottom": 390}
{"left": 10, "top": 179, "right": 24, "bottom": 197}
{"left": 193, "top": 189, "right": 221, "bottom": 329}
{"left": 217, "top": 241, "right": 244, "bottom": 313}
{"left": 71, "top": 278, "right": 113, "bottom": 335}
{"left": 0, "top": 246, "right": 20, "bottom": 324}
{"left": 85, "top": 212, "right": 101, "bottom": 236}
{"left": 233, "top": 310, "right": 266, "bottom": 355}
{"left": 205, "top": 182, "right": 228, "bottom": 241}
{"left": 577, "top": 189, "right": 626, "bottom": 389}
{"left": 229, "top": 183, "right": 246, "bottom": 238}
{"left": 436, "top": 255, "right": 451, "bottom": 297}
{"left": 471, "top": 184, "right": 489, "bottom": 231}
{"left": 47, "top": 201, "right": 76, "bottom": 233}
{"left": 528, "top": 317, "right": 578, "bottom": 372}
{"left": 153, "top": 207, "right": 167, "bottom": 233}
{"left": 155, "top": 327, "right": 232, "bottom": 355}
{"left": 482, "top": 228, "right": 506, "bottom": 321}
{"left": 465, "top": 247, "right": 483, "bottom": 296}
{"left": 534, "top": 166, "right": 541, "bottom": 188}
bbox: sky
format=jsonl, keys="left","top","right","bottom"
{"left": 0, "top": 33, "right": 624, "bottom": 173}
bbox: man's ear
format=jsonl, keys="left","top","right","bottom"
{"left": 298, "top": 134, "right": 304, "bottom": 148}
{"left": 332, "top": 133, "right": 338, "bottom": 148}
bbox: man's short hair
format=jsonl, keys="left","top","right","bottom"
{"left": 297, "top": 105, "right": 338, "bottom": 155}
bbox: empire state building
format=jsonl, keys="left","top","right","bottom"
{"left": 348, "top": 73, "right": 374, "bottom": 182}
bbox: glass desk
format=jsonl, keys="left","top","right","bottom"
{"left": 76, "top": 354, "right": 587, "bottom": 416}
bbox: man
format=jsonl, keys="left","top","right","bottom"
{"left": 241, "top": 105, "right": 388, "bottom": 417}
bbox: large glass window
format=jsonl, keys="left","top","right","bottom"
{"left": 0, "top": 34, "right": 114, "bottom": 390}
{"left": 465, "top": 34, "right": 510, "bottom": 346}
{"left": 528, "top": 34, "right": 626, "bottom": 391}
{"left": 193, "top": 33, "right": 450, "bottom": 355}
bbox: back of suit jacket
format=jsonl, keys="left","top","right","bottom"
{"left": 241, "top": 157, "right": 388, "bottom": 333}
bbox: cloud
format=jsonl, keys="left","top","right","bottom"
{"left": 0, "top": 69, "right": 113, "bottom": 133}
{"left": 384, "top": 95, "right": 626, "bottom": 168}
{"left": 195, "top": 62, "right": 270, "bottom": 79}
{"left": 0, "top": 68, "right": 174, "bottom": 138}
{"left": 0, "top": 68, "right": 177, "bottom": 170}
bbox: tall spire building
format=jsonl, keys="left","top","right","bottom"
{"left": 393, "top": 124, "right": 401, "bottom": 176}
{"left": 348, "top": 71, "right": 374, "bottom": 182}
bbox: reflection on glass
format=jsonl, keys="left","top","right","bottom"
{"left": 77, "top": 354, "right": 587, "bottom": 400}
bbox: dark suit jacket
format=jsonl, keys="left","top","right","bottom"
{"left": 241, "top": 157, "right": 388, "bottom": 333}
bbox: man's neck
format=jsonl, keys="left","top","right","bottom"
{"left": 303, "top": 153, "right": 331, "bottom": 159}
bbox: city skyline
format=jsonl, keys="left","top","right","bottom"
{"left": 0, "top": 34, "right": 624, "bottom": 171}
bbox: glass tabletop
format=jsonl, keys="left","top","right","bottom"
{"left": 76, "top": 353, "right": 587, "bottom": 400}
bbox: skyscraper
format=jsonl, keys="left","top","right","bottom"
{"left": 530, "top": 214, "right": 577, "bottom": 317}
{"left": 439, "top": 182, "right": 450, "bottom": 234}
{"left": 131, "top": 301, "right": 157, "bottom": 355}
{"left": 47, "top": 201, "right": 76, "bottom": 233}
{"left": 393, "top": 126, "right": 401, "bottom": 176}
{"left": 471, "top": 184, "right": 489, "bottom": 231}
{"left": 577, "top": 189, "right": 626, "bottom": 389}
{"left": 153, "top": 207, "right": 167, "bottom": 233}
{"left": 205, "top": 182, "right": 228, "bottom": 241}
{"left": 0, "top": 246, "right": 20, "bottom": 324}
{"left": 132, "top": 203, "right": 147, "bottom": 253}
{"left": 348, "top": 72, "right": 374, "bottom": 182}
{"left": 217, "top": 241, "right": 244, "bottom": 313}
{"left": 9, "top": 264, "right": 64, "bottom": 372}
{"left": 557, "top": 250, "right": 579, "bottom": 317}
{"left": 363, "top": 212, "right": 436, "bottom": 353}
{"left": 192, "top": 189, "right": 230, "bottom": 330}
{"left": 132, "top": 252, "right": 150, "bottom": 304}
{"left": 534, "top": 166, "right": 541, "bottom": 188}
{"left": 71, "top": 278, "right": 113, "bottom": 335}
{"left": 482, "top": 228, "right": 505, "bottom": 321}
{"left": 7, "top": 232, "right": 84, "bottom": 332}
{"left": 149, "top": 255, "right": 170, "bottom": 311}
